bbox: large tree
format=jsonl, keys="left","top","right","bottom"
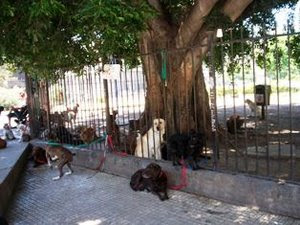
{"left": 0, "top": 0, "right": 299, "bottom": 135}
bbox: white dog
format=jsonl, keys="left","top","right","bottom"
{"left": 17, "top": 124, "right": 30, "bottom": 142}
{"left": 245, "top": 99, "right": 261, "bottom": 117}
{"left": 135, "top": 118, "right": 165, "bottom": 160}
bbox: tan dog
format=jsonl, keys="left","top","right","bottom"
{"left": 80, "top": 127, "right": 96, "bottom": 144}
{"left": 62, "top": 104, "right": 79, "bottom": 127}
{"left": 245, "top": 99, "right": 261, "bottom": 117}
{"left": 0, "top": 138, "right": 7, "bottom": 149}
{"left": 45, "top": 145, "right": 74, "bottom": 180}
{"left": 135, "top": 118, "right": 165, "bottom": 160}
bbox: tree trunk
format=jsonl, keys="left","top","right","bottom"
{"left": 139, "top": 33, "right": 212, "bottom": 138}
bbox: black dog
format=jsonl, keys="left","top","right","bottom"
{"left": 51, "top": 126, "right": 84, "bottom": 145}
{"left": 167, "top": 130, "right": 204, "bottom": 170}
{"left": 0, "top": 106, "right": 4, "bottom": 115}
{"left": 130, "top": 163, "right": 169, "bottom": 201}
{"left": 0, "top": 215, "right": 8, "bottom": 225}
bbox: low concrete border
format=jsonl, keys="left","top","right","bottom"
{"left": 32, "top": 141, "right": 300, "bottom": 219}
{"left": 71, "top": 148, "right": 300, "bottom": 219}
{"left": 0, "top": 143, "right": 31, "bottom": 215}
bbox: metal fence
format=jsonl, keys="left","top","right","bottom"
{"left": 28, "top": 23, "right": 300, "bottom": 183}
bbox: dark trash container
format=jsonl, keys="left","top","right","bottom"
{"left": 255, "top": 85, "right": 271, "bottom": 106}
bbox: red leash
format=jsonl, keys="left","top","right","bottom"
{"left": 169, "top": 159, "right": 188, "bottom": 190}
{"left": 106, "top": 135, "right": 128, "bottom": 157}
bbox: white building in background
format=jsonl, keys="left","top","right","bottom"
{"left": 6, "top": 71, "right": 26, "bottom": 88}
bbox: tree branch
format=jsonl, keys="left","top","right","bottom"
{"left": 146, "top": 0, "right": 172, "bottom": 41}
{"left": 222, "top": 0, "right": 253, "bottom": 22}
{"left": 147, "top": 0, "right": 164, "bottom": 13}
{"left": 175, "top": 0, "right": 218, "bottom": 49}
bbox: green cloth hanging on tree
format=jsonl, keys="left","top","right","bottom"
{"left": 161, "top": 50, "right": 167, "bottom": 81}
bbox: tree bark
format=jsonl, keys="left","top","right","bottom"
{"left": 137, "top": 0, "right": 254, "bottom": 136}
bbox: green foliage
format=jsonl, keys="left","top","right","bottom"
{"left": 290, "top": 35, "right": 300, "bottom": 67}
{"left": 0, "top": 0, "right": 298, "bottom": 81}
{"left": 0, "top": 0, "right": 154, "bottom": 80}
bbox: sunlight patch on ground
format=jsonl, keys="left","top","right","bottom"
{"left": 78, "top": 219, "right": 102, "bottom": 225}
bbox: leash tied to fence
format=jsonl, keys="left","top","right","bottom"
{"left": 106, "top": 134, "right": 128, "bottom": 157}
{"left": 169, "top": 159, "right": 188, "bottom": 190}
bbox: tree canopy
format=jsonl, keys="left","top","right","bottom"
{"left": 0, "top": 0, "right": 299, "bottom": 80}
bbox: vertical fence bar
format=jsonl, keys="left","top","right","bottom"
{"left": 230, "top": 29, "right": 238, "bottom": 170}
{"left": 287, "top": 20, "right": 294, "bottom": 180}
{"left": 209, "top": 39, "right": 219, "bottom": 168}
{"left": 241, "top": 27, "right": 248, "bottom": 172}
{"left": 262, "top": 25, "right": 270, "bottom": 176}
{"left": 251, "top": 25, "right": 259, "bottom": 174}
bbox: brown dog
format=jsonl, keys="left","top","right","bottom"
{"left": 30, "top": 146, "right": 48, "bottom": 167}
{"left": 130, "top": 163, "right": 169, "bottom": 201}
{"left": 80, "top": 127, "right": 96, "bottom": 144}
{"left": 0, "top": 138, "right": 7, "bottom": 149}
{"left": 45, "top": 145, "right": 74, "bottom": 180}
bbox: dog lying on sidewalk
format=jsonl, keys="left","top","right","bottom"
{"left": 130, "top": 163, "right": 169, "bottom": 201}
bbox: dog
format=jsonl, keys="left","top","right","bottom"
{"left": 245, "top": 99, "right": 261, "bottom": 117}
{"left": 50, "top": 126, "right": 84, "bottom": 145}
{"left": 130, "top": 163, "right": 168, "bottom": 201}
{"left": 0, "top": 106, "right": 4, "bottom": 115}
{"left": 0, "top": 138, "right": 7, "bottom": 149}
{"left": 107, "top": 110, "right": 120, "bottom": 146}
{"left": 167, "top": 130, "right": 204, "bottom": 170}
{"left": 29, "top": 146, "right": 48, "bottom": 167}
{"left": 45, "top": 145, "right": 74, "bottom": 180}
{"left": 17, "top": 124, "right": 31, "bottom": 142}
{"left": 80, "top": 127, "right": 97, "bottom": 144}
{"left": 61, "top": 104, "right": 79, "bottom": 127}
{"left": 3, "top": 124, "right": 15, "bottom": 140}
{"left": 135, "top": 118, "right": 165, "bottom": 160}
{"left": 50, "top": 112, "right": 64, "bottom": 126}
{"left": 0, "top": 215, "right": 8, "bottom": 225}
{"left": 226, "top": 115, "right": 244, "bottom": 134}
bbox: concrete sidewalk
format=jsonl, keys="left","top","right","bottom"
{"left": 6, "top": 164, "right": 300, "bottom": 225}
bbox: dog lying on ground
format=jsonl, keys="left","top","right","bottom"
{"left": 226, "top": 115, "right": 244, "bottom": 134}
{"left": 50, "top": 126, "right": 84, "bottom": 145}
{"left": 0, "top": 138, "right": 7, "bottom": 149}
{"left": 245, "top": 99, "right": 261, "bottom": 117}
{"left": 3, "top": 124, "right": 15, "bottom": 140}
{"left": 135, "top": 118, "right": 165, "bottom": 160}
{"left": 29, "top": 146, "right": 48, "bottom": 167}
{"left": 130, "top": 163, "right": 169, "bottom": 201}
{"left": 80, "top": 127, "right": 97, "bottom": 144}
{"left": 45, "top": 145, "right": 74, "bottom": 180}
{"left": 167, "top": 130, "right": 204, "bottom": 170}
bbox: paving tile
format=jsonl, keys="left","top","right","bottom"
{"left": 6, "top": 164, "right": 300, "bottom": 225}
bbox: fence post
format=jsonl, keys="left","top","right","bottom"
{"left": 103, "top": 79, "right": 112, "bottom": 135}
{"left": 209, "top": 40, "right": 219, "bottom": 168}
